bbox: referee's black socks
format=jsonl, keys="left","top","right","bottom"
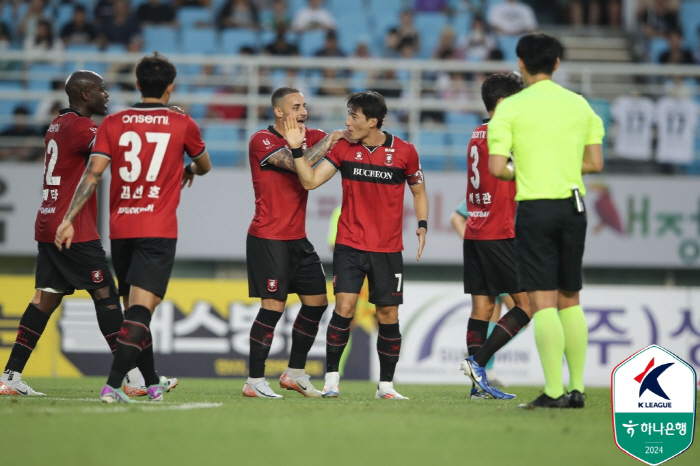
{"left": 249, "top": 308, "right": 282, "bottom": 378}
{"left": 474, "top": 306, "right": 530, "bottom": 368}
{"left": 289, "top": 304, "right": 327, "bottom": 370}
{"left": 377, "top": 322, "right": 401, "bottom": 382}
{"left": 325, "top": 311, "right": 352, "bottom": 372}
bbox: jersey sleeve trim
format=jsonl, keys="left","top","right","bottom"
{"left": 91, "top": 152, "right": 111, "bottom": 159}
{"left": 88, "top": 136, "right": 96, "bottom": 150}
{"left": 260, "top": 147, "right": 285, "bottom": 167}
{"left": 189, "top": 147, "right": 207, "bottom": 160}
{"left": 323, "top": 156, "right": 339, "bottom": 170}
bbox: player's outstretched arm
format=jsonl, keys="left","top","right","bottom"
{"left": 488, "top": 153, "right": 514, "bottom": 181}
{"left": 55, "top": 155, "right": 110, "bottom": 250}
{"left": 284, "top": 116, "right": 336, "bottom": 189}
{"left": 268, "top": 129, "right": 345, "bottom": 173}
{"left": 581, "top": 144, "right": 603, "bottom": 174}
{"left": 410, "top": 181, "right": 429, "bottom": 261}
{"left": 182, "top": 150, "right": 212, "bottom": 189}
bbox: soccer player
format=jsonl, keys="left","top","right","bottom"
{"left": 289, "top": 91, "right": 429, "bottom": 400}
{"left": 55, "top": 53, "right": 212, "bottom": 403}
{"left": 244, "top": 87, "right": 346, "bottom": 399}
{"left": 458, "top": 73, "right": 531, "bottom": 400}
{"left": 0, "top": 71, "right": 125, "bottom": 396}
{"left": 487, "top": 33, "right": 604, "bottom": 408}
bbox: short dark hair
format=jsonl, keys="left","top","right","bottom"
{"left": 135, "top": 52, "right": 177, "bottom": 98}
{"left": 516, "top": 33, "right": 563, "bottom": 76}
{"left": 271, "top": 87, "right": 300, "bottom": 107}
{"left": 347, "top": 91, "right": 387, "bottom": 129}
{"left": 481, "top": 73, "right": 523, "bottom": 112}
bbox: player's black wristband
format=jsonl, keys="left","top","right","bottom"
{"left": 418, "top": 220, "right": 428, "bottom": 232}
{"left": 291, "top": 147, "right": 304, "bottom": 159}
{"left": 184, "top": 163, "right": 194, "bottom": 175}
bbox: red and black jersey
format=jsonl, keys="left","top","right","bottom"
{"left": 92, "top": 103, "right": 206, "bottom": 239}
{"left": 324, "top": 132, "right": 423, "bottom": 253}
{"left": 35, "top": 109, "right": 100, "bottom": 243}
{"left": 464, "top": 122, "right": 516, "bottom": 240}
{"left": 248, "top": 125, "right": 327, "bottom": 240}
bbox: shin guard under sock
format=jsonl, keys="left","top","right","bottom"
{"left": 248, "top": 308, "right": 282, "bottom": 378}
{"left": 326, "top": 311, "right": 352, "bottom": 372}
{"left": 377, "top": 322, "right": 401, "bottom": 382}
{"left": 6, "top": 304, "right": 50, "bottom": 373}
{"left": 289, "top": 304, "right": 327, "bottom": 369}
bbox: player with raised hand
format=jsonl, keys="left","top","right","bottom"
{"left": 55, "top": 53, "right": 211, "bottom": 403}
{"left": 0, "top": 71, "right": 127, "bottom": 396}
{"left": 243, "top": 87, "right": 346, "bottom": 399}
{"left": 288, "top": 91, "right": 429, "bottom": 400}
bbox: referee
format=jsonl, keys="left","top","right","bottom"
{"left": 487, "top": 33, "right": 604, "bottom": 408}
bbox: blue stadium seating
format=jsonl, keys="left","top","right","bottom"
{"left": 27, "top": 64, "right": 64, "bottom": 90}
{"left": 648, "top": 37, "right": 668, "bottom": 63}
{"left": 182, "top": 28, "right": 218, "bottom": 54}
{"left": 414, "top": 12, "right": 449, "bottom": 58}
{"left": 220, "top": 29, "right": 259, "bottom": 54}
{"left": 452, "top": 11, "right": 474, "bottom": 39}
{"left": 55, "top": 4, "right": 75, "bottom": 32}
{"left": 177, "top": 6, "right": 214, "bottom": 30}
{"left": 204, "top": 123, "right": 243, "bottom": 166}
{"left": 298, "top": 30, "right": 327, "bottom": 56}
{"left": 188, "top": 87, "right": 216, "bottom": 120}
{"left": 497, "top": 34, "right": 520, "bottom": 62}
{"left": 65, "top": 43, "right": 100, "bottom": 53}
{"left": 418, "top": 130, "right": 447, "bottom": 170}
{"left": 680, "top": 1, "right": 700, "bottom": 50}
{"left": 143, "top": 26, "right": 179, "bottom": 54}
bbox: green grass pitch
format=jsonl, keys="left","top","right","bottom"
{"left": 1, "top": 378, "right": 697, "bottom": 466}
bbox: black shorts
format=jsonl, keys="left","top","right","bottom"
{"left": 463, "top": 238, "right": 520, "bottom": 296}
{"left": 246, "top": 234, "right": 327, "bottom": 299}
{"left": 35, "top": 240, "right": 114, "bottom": 295}
{"left": 515, "top": 199, "right": 587, "bottom": 292}
{"left": 333, "top": 244, "right": 403, "bottom": 306}
{"left": 111, "top": 238, "right": 177, "bottom": 299}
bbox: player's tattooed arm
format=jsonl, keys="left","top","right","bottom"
{"left": 268, "top": 130, "right": 345, "bottom": 172}
{"left": 64, "top": 160, "right": 102, "bottom": 222}
{"left": 266, "top": 147, "right": 298, "bottom": 172}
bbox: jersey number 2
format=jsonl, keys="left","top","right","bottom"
{"left": 118, "top": 131, "right": 171, "bottom": 182}
{"left": 44, "top": 139, "right": 61, "bottom": 186}
{"left": 469, "top": 144, "right": 480, "bottom": 190}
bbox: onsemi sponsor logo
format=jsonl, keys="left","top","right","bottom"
{"left": 352, "top": 167, "right": 393, "bottom": 180}
{"left": 117, "top": 204, "right": 154, "bottom": 214}
{"left": 121, "top": 114, "right": 169, "bottom": 125}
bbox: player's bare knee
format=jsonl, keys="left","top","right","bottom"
{"left": 33, "top": 290, "right": 63, "bottom": 315}
{"left": 511, "top": 292, "right": 530, "bottom": 314}
{"left": 299, "top": 294, "right": 328, "bottom": 307}
{"left": 375, "top": 305, "right": 399, "bottom": 324}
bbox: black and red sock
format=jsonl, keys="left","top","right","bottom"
{"left": 325, "top": 311, "right": 352, "bottom": 372}
{"left": 377, "top": 322, "right": 401, "bottom": 382}
{"left": 474, "top": 306, "right": 530, "bottom": 367}
{"left": 466, "top": 318, "right": 489, "bottom": 357}
{"left": 248, "top": 308, "right": 282, "bottom": 378}
{"left": 106, "top": 305, "right": 152, "bottom": 388}
{"left": 5, "top": 304, "right": 50, "bottom": 373}
{"left": 289, "top": 304, "right": 327, "bottom": 369}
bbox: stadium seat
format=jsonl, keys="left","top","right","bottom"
{"left": 204, "top": 123, "right": 243, "bottom": 166}
{"left": 335, "top": 14, "right": 371, "bottom": 55}
{"left": 418, "top": 130, "right": 447, "bottom": 170}
{"left": 414, "top": 12, "right": 449, "bottom": 58}
{"left": 104, "top": 44, "right": 127, "bottom": 54}
{"left": 497, "top": 34, "right": 520, "bottom": 62}
{"left": 648, "top": 37, "right": 668, "bottom": 63}
{"left": 188, "top": 87, "right": 216, "bottom": 120}
{"left": 143, "top": 26, "right": 179, "bottom": 54}
{"left": 452, "top": 11, "right": 473, "bottom": 39}
{"left": 65, "top": 43, "right": 100, "bottom": 53}
{"left": 446, "top": 112, "right": 482, "bottom": 129}
{"left": 298, "top": 29, "right": 327, "bottom": 56}
{"left": 220, "top": 29, "right": 259, "bottom": 55}
{"left": 27, "top": 64, "right": 64, "bottom": 90}
{"left": 177, "top": 6, "right": 214, "bottom": 30}
{"left": 55, "top": 4, "right": 75, "bottom": 32}
{"left": 680, "top": 2, "right": 700, "bottom": 50}
{"left": 182, "top": 28, "right": 218, "bottom": 54}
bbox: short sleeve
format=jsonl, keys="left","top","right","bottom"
{"left": 487, "top": 101, "right": 513, "bottom": 157}
{"left": 250, "top": 132, "right": 283, "bottom": 167}
{"left": 586, "top": 107, "right": 605, "bottom": 146}
{"left": 74, "top": 118, "right": 98, "bottom": 158}
{"left": 455, "top": 199, "right": 468, "bottom": 219}
{"left": 91, "top": 116, "right": 113, "bottom": 159}
{"left": 184, "top": 116, "right": 206, "bottom": 159}
{"left": 308, "top": 129, "right": 328, "bottom": 146}
{"left": 323, "top": 143, "right": 342, "bottom": 170}
{"left": 404, "top": 144, "right": 424, "bottom": 186}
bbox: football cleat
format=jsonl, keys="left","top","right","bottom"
{"left": 243, "top": 379, "right": 283, "bottom": 399}
{"left": 100, "top": 385, "right": 134, "bottom": 403}
{"left": 125, "top": 377, "right": 179, "bottom": 397}
{"left": 470, "top": 385, "right": 490, "bottom": 400}
{"left": 568, "top": 390, "right": 586, "bottom": 408}
{"left": 461, "top": 356, "right": 516, "bottom": 400}
{"left": 147, "top": 376, "right": 169, "bottom": 401}
{"left": 321, "top": 371, "right": 340, "bottom": 398}
{"left": 280, "top": 372, "right": 322, "bottom": 398}
{"left": 375, "top": 382, "right": 409, "bottom": 400}
{"left": 0, "top": 371, "right": 45, "bottom": 396}
{"left": 517, "top": 392, "right": 570, "bottom": 409}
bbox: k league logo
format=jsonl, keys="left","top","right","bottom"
{"left": 612, "top": 345, "right": 696, "bottom": 465}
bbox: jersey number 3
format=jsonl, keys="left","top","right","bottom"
{"left": 119, "top": 131, "right": 171, "bottom": 182}
{"left": 469, "top": 144, "right": 480, "bottom": 190}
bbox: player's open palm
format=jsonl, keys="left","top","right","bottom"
{"left": 283, "top": 115, "right": 305, "bottom": 148}
{"left": 55, "top": 219, "right": 74, "bottom": 250}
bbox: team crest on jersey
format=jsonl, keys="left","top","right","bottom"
{"left": 91, "top": 270, "right": 104, "bottom": 283}
{"left": 385, "top": 153, "right": 394, "bottom": 166}
{"left": 355, "top": 152, "right": 362, "bottom": 160}
{"left": 267, "top": 279, "right": 278, "bottom": 292}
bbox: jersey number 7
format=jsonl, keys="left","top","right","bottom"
{"left": 118, "top": 131, "right": 171, "bottom": 183}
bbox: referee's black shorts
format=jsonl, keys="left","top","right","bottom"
{"left": 463, "top": 238, "right": 521, "bottom": 296}
{"left": 111, "top": 238, "right": 177, "bottom": 299}
{"left": 246, "top": 234, "right": 327, "bottom": 300}
{"left": 515, "top": 198, "right": 587, "bottom": 292}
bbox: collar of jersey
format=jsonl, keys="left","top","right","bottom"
{"left": 361, "top": 131, "right": 393, "bottom": 153}
{"left": 132, "top": 102, "right": 167, "bottom": 109}
{"left": 267, "top": 125, "right": 284, "bottom": 138}
{"left": 482, "top": 118, "right": 490, "bottom": 123}
{"left": 60, "top": 107, "right": 83, "bottom": 117}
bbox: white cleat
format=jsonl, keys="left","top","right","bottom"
{"left": 280, "top": 372, "right": 322, "bottom": 398}
{"left": 321, "top": 371, "right": 340, "bottom": 398}
{"left": 243, "top": 379, "right": 284, "bottom": 399}
{"left": 0, "top": 371, "right": 45, "bottom": 396}
{"left": 375, "top": 381, "right": 409, "bottom": 400}
{"left": 125, "top": 376, "right": 178, "bottom": 397}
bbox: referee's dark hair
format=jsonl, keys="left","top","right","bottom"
{"left": 481, "top": 73, "right": 523, "bottom": 112}
{"left": 135, "top": 52, "right": 177, "bottom": 98}
{"left": 271, "top": 87, "right": 301, "bottom": 107}
{"left": 347, "top": 91, "right": 387, "bottom": 129}
{"left": 516, "top": 33, "right": 563, "bottom": 76}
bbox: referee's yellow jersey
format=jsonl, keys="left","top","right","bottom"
{"left": 487, "top": 79, "right": 605, "bottom": 201}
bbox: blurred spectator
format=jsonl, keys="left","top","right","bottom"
{"left": 218, "top": 0, "right": 259, "bottom": 29}
{"left": 458, "top": 15, "right": 498, "bottom": 61}
{"left": 314, "top": 30, "right": 345, "bottom": 57}
{"left": 638, "top": 0, "right": 680, "bottom": 39}
{"left": 414, "top": 0, "right": 449, "bottom": 12}
{"left": 207, "top": 85, "right": 247, "bottom": 120}
{"left": 370, "top": 69, "right": 402, "bottom": 99}
{"left": 60, "top": 5, "right": 97, "bottom": 46}
{"left": 695, "top": 26, "right": 700, "bottom": 65}
{"left": 175, "top": 0, "right": 211, "bottom": 7}
{"left": 569, "top": 0, "right": 621, "bottom": 27}
{"left": 264, "top": 27, "right": 299, "bottom": 55}
{"left": 291, "top": 0, "right": 336, "bottom": 33}
{"left": 34, "top": 79, "right": 67, "bottom": 129}
{"left": 433, "top": 26, "right": 462, "bottom": 59}
{"left": 136, "top": 0, "right": 176, "bottom": 26}
{"left": 107, "top": 36, "right": 144, "bottom": 92}
{"left": 39, "top": 102, "right": 63, "bottom": 134}
{"left": 659, "top": 29, "right": 694, "bottom": 65}
{"left": 354, "top": 42, "right": 372, "bottom": 58}
{"left": 94, "top": 0, "right": 116, "bottom": 28}
{"left": 487, "top": 0, "right": 537, "bottom": 36}
{"left": 386, "top": 10, "right": 420, "bottom": 54}
{"left": 25, "top": 19, "right": 63, "bottom": 53}
{"left": 0, "top": 106, "right": 39, "bottom": 161}
{"left": 0, "top": 22, "right": 17, "bottom": 73}
{"left": 101, "top": 0, "right": 140, "bottom": 46}
{"left": 18, "top": 0, "right": 46, "bottom": 43}
{"left": 317, "top": 68, "right": 349, "bottom": 97}
{"left": 264, "top": 0, "right": 292, "bottom": 32}
{"left": 398, "top": 39, "right": 417, "bottom": 60}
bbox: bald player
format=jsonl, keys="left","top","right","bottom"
{"left": 0, "top": 71, "right": 126, "bottom": 396}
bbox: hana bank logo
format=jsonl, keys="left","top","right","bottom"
{"left": 635, "top": 358, "right": 674, "bottom": 408}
